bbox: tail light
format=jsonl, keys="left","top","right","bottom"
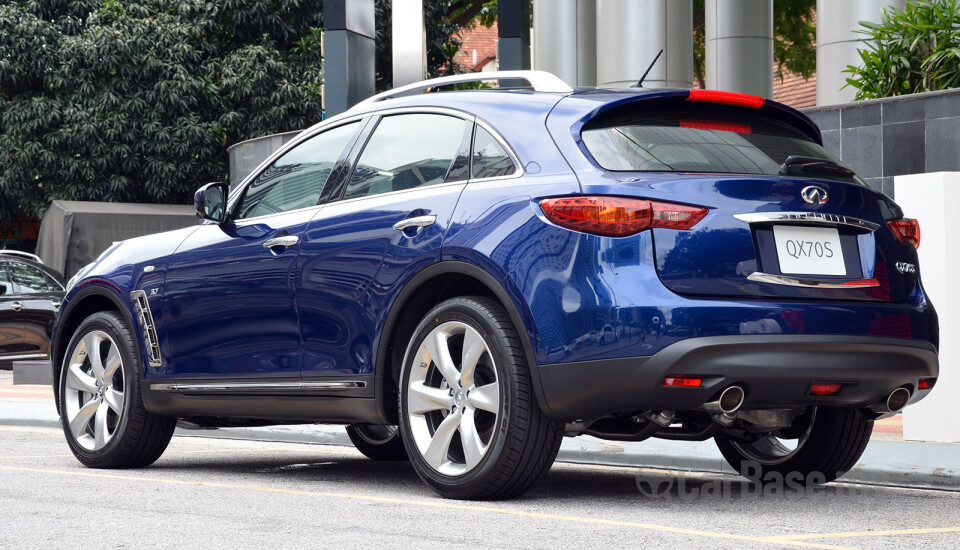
{"left": 686, "top": 89, "right": 765, "bottom": 109}
{"left": 887, "top": 218, "right": 920, "bottom": 249}
{"left": 809, "top": 383, "right": 844, "bottom": 396}
{"left": 663, "top": 376, "right": 703, "bottom": 388}
{"left": 540, "top": 196, "right": 708, "bottom": 237}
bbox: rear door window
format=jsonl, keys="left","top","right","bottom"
{"left": 9, "top": 263, "right": 61, "bottom": 293}
{"left": 471, "top": 126, "right": 517, "bottom": 179}
{"left": 581, "top": 106, "right": 862, "bottom": 184}
{"left": 0, "top": 263, "right": 14, "bottom": 296}
{"left": 344, "top": 113, "right": 470, "bottom": 199}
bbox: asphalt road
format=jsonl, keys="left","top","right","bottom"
{"left": 2, "top": 425, "right": 959, "bottom": 549}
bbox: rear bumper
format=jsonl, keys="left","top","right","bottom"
{"left": 536, "top": 335, "right": 938, "bottom": 421}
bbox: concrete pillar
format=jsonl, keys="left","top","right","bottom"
{"left": 532, "top": 0, "right": 597, "bottom": 86}
{"left": 896, "top": 172, "right": 960, "bottom": 443}
{"left": 498, "top": 0, "right": 531, "bottom": 71}
{"left": 705, "top": 0, "right": 773, "bottom": 98}
{"left": 595, "top": 0, "right": 692, "bottom": 89}
{"left": 392, "top": 0, "right": 427, "bottom": 87}
{"left": 322, "top": 0, "right": 376, "bottom": 116}
{"left": 817, "top": 0, "right": 906, "bottom": 106}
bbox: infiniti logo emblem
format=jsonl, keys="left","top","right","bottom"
{"left": 801, "top": 185, "right": 828, "bottom": 206}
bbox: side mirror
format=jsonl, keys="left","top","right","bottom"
{"left": 195, "top": 182, "right": 230, "bottom": 224}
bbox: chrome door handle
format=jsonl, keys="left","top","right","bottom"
{"left": 263, "top": 235, "right": 299, "bottom": 250}
{"left": 52, "top": 301, "right": 62, "bottom": 309}
{"left": 11, "top": 302, "right": 22, "bottom": 311}
{"left": 393, "top": 215, "right": 437, "bottom": 232}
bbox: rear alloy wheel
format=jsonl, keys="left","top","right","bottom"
{"left": 715, "top": 407, "right": 873, "bottom": 485}
{"left": 59, "top": 311, "right": 176, "bottom": 468}
{"left": 345, "top": 424, "right": 408, "bottom": 461}
{"left": 399, "top": 297, "right": 563, "bottom": 500}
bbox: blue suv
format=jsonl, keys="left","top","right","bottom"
{"left": 52, "top": 71, "right": 939, "bottom": 499}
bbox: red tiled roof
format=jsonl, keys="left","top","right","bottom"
{"left": 454, "top": 22, "right": 499, "bottom": 72}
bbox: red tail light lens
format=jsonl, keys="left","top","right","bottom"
{"left": 918, "top": 377, "right": 936, "bottom": 390}
{"left": 663, "top": 376, "right": 703, "bottom": 388}
{"left": 540, "top": 197, "right": 708, "bottom": 237}
{"left": 679, "top": 119, "right": 752, "bottom": 134}
{"left": 810, "top": 383, "right": 844, "bottom": 396}
{"left": 686, "top": 89, "right": 766, "bottom": 109}
{"left": 887, "top": 218, "right": 920, "bottom": 249}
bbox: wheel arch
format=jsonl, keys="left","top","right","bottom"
{"left": 52, "top": 284, "right": 137, "bottom": 414}
{"left": 374, "top": 261, "right": 547, "bottom": 424}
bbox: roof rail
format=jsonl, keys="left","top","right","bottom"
{"left": 350, "top": 70, "right": 574, "bottom": 111}
{"left": 0, "top": 250, "right": 43, "bottom": 263}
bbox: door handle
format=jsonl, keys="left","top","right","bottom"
{"left": 263, "top": 235, "right": 300, "bottom": 250}
{"left": 393, "top": 215, "right": 437, "bottom": 232}
{"left": 52, "top": 301, "right": 62, "bottom": 309}
{"left": 11, "top": 302, "right": 22, "bottom": 312}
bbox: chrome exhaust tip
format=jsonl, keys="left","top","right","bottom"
{"left": 886, "top": 387, "right": 911, "bottom": 413}
{"left": 704, "top": 385, "right": 746, "bottom": 415}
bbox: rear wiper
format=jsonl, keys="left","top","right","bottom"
{"left": 779, "top": 155, "right": 855, "bottom": 178}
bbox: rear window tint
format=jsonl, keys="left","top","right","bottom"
{"left": 582, "top": 106, "right": 862, "bottom": 184}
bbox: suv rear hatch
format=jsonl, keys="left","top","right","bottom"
{"left": 548, "top": 90, "right": 921, "bottom": 303}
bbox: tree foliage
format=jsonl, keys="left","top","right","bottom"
{"left": 692, "top": 0, "right": 816, "bottom": 89}
{"left": 843, "top": 0, "right": 960, "bottom": 100}
{"left": 0, "top": 0, "right": 484, "bottom": 222}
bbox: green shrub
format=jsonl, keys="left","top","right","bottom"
{"left": 844, "top": 0, "right": 960, "bottom": 100}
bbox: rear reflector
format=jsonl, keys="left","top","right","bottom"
{"left": 686, "top": 89, "right": 766, "bottom": 109}
{"left": 810, "top": 383, "right": 844, "bottom": 396}
{"left": 540, "top": 196, "right": 708, "bottom": 237}
{"left": 664, "top": 376, "right": 703, "bottom": 388}
{"left": 679, "top": 119, "right": 752, "bottom": 133}
{"left": 918, "top": 377, "right": 936, "bottom": 390}
{"left": 887, "top": 218, "right": 920, "bottom": 249}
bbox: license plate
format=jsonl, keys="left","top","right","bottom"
{"left": 773, "top": 225, "right": 846, "bottom": 276}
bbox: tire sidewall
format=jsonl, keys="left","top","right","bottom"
{"left": 59, "top": 311, "right": 140, "bottom": 463}
{"left": 398, "top": 299, "right": 518, "bottom": 493}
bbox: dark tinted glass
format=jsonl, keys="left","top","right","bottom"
{"left": 239, "top": 122, "right": 358, "bottom": 219}
{"left": 0, "top": 264, "right": 12, "bottom": 296}
{"left": 9, "top": 263, "right": 61, "bottom": 293}
{"left": 471, "top": 126, "right": 516, "bottom": 179}
{"left": 582, "top": 108, "right": 862, "bottom": 184}
{"left": 345, "top": 114, "right": 467, "bottom": 199}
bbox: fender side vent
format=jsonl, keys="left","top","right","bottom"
{"left": 131, "top": 290, "right": 162, "bottom": 367}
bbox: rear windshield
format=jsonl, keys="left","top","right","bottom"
{"left": 582, "top": 104, "right": 863, "bottom": 184}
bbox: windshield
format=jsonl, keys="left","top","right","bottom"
{"left": 581, "top": 106, "right": 864, "bottom": 185}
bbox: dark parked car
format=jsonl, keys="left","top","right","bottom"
{"left": 52, "top": 71, "right": 938, "bottom": 499}
{"left": 0, "top": 251, "right": 65, "bottom": 368}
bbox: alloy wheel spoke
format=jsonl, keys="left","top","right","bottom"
{"left": 458, "top": 328, "right": 486, "bottom": 388}
{"left": 69, "top": 399, "right": 99, "bottom": 440}
{"left": 104, "top": 388, "right": 124, "bottom": 415}
{"left": 84, "top": 332, "right": 104, "bottom": 381}
{"left": 65, "top": 364, "right": 98, "bottom": 395}
{"left": 425, "top": 330, "right": 460, "bottom": 389}
{"left": 423, "top": 409, "right": 461, "bottom": 469}
{"left": 459, "top": 408, "right": 485, "bottom": 469}
{"left": 93, "top": 402, "right": 109, "bottom": 449}
{"left": 408, "top": 382, "right": 454, "bottom": 414}
{"left": 101, "top": 343, "right": 122, "bottom": 383}
{"left": 469, "top": 383, "right": 500, "bottom": 414}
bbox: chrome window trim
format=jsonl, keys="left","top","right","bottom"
{"left": 150, "top": 381, "right": 366, "bottom": 392}
{"left": 747, "top": 272, "right": 880, "bottom": 289}
{"left": 470, "top": 117, "right": 525, "bottom": 182}
{"left": 733, "top": 212, "right": 880, "bottom": 232}
{"left": 0, "top": 353, "right": 48, "bottom": 361}
{"left": 325, "top": 180, "right": 468, "bottom": 208}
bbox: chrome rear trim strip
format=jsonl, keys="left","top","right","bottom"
{"left": 150, "top": 381, "right": 366, "bottom": 392}
{"left": 131, "top": 290, "right": 162, "bottom": 367}
{"left": 747, "top": 272, "right": 880, "bottom": 289}
{"left": 734, "top": 212, "right": 880, "bottom": 231}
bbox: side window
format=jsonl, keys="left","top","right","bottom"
{"left": 471, "top": 126, "right": 517, "bottom": 179}
{"left": 9, "top": 263, "right": 61, "bottom": 294}
{"left": 0, "top": 264, "right": 12, "bottom": 296}
{"left": 344, "top": 114, "right": 468, "bottom": 199}
{"left": 238, "top": 122, "right": 359, "bottom": 219}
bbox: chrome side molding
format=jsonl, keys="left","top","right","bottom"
{"left": 131, "top": 290, "right": 163, "bottom": 367}
{"left": 734, "top": 212, "right": 880, "bottom": 232}
{"left": 150, "top": 380, "right": 366, "bottom": 393}
{"left": 747, "top": 272, "right": 880, "bottom": 289}
{"left": 0, "top": 353, "right": 49, "bottom": 361}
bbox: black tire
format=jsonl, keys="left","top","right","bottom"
{"left": 715, "top": 407, "right": 873, "bottom": 485}
{"left": 398, "top": 297, "right": 563, "bottom": 500}
{"left": 59, "top": 311, "right": 176, "bottom": 468}
{"left": 346, "top": 424, "right": 408, "bottom": 461}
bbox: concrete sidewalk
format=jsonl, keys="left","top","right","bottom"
{"left": 4, "top": 373, "right": 957, "bottom": 491}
